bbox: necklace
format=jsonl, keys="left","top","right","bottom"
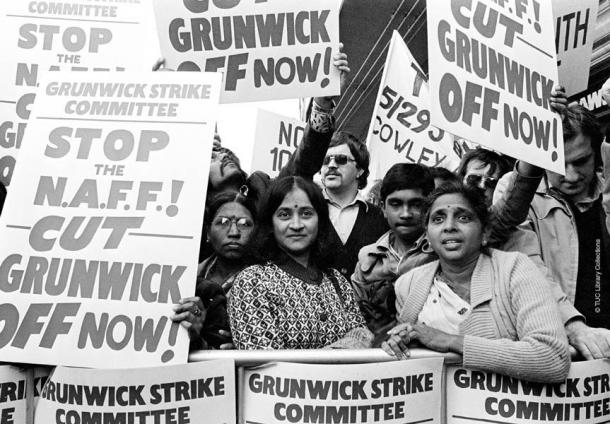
{"left": 437, "top": 269, "right": 471, "bottom": 303}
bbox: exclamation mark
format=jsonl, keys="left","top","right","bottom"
{"left": 320, "top": 47, "right": 332, "bottom": 88}
{"left": 161, "top": 322, "right": 180, "bottom": 363}
{"left": 551, "top": 117, "right": 558, "bottom": 162}
{"left": 532, "top": 0, "right": 541, "bottom": 33}
{"left": 166, "top": 180, "right": 184, "bottom": 217}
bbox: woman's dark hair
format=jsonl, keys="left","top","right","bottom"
{"left": 328, "top": 131, "right": 370, "bottom": 189}
{"left": 252, "top": 176, "right": 334, "bottom": 269}
{"left": 457, "top": 148, "right": 512, "bottom": 180}
{"left": 204, "top": 191, "right": 257, "bottom": 228}
{"left": 380, "top": 163, "right": 435, "bottom": 202}
{"left": 423, "top": 181, "right": 490, "bottom": 230}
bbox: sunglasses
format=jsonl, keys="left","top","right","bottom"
{"left": 323, "top": 154, "right": 356, "bottom": 166}
{"left": 213, "top": 216, "right": 253, "bottom": 231}
{"left": 465, "top": 174, "right": 498, "bottom": 190}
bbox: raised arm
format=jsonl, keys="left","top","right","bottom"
{"left": 278, "top": 45, "right": 349, "bottom": 179}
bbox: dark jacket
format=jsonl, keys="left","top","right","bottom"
{"left": 326, "top": 202, "right": 388, "bottom": 279}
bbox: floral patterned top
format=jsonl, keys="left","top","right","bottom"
{"left": 228, "top": 259, "right": 366, "bottom": 350}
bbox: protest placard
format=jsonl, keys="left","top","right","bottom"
{"left": 252, "top": 109, "right": 305, "bottom": 178}
{"left": 35, "top": 359, "right": 236, "bottom": 424}
{"left": 553, "top": 0, "right": 598, "bottom": 97}
{"left": 446, "top": 360, "right": 610, "bottom": 423}
{"left": 367, "top": 31, "right": 460, "bottom": 180}
{"left": 0, "top": 70, "right": 221, "bottom": 368}
{"left": 0, "top": 366, "right": 28, "bottom": 424}
{"left": 0, "top": 1, "right": 160, "bottom": 187}
{"left": 427, "top": 0, "right": 565, "bottom": 174}
{"left": 153, "top": 0, "right": 341, "bottom": 103}
{"left": 241, "top": 358, "right": 443, "bottom": 424}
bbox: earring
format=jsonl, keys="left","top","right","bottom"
{"left": 482, "top": 239, "right": 487, "bottom": 247}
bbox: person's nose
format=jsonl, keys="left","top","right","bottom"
{"left": 442, "top": 215, "right": 457, "bottom": 232}
{"left": 564, "top": 164, "right": 580, "bottom": 182}
{"left": 288, "top": 215, "right": 304, "bottom": 231}
{"left": 399, "top": 205, "right": 413, "bottom": 220}
{"left": 227, "top": 221, "right": 240, "bottom": 237}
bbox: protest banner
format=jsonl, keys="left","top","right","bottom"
{"left": 427, "top": 0, "right": 565, "bottom": 174}
{"left": 35, "top": 359, "right": 236, "bottom": 424}
{"left": 241, "top": 358, "right": 444, "bottom": 424}
{"left": 367, "top": 31, "right": 460, "bottom": 181}
{"left": 153, "top": 0, "right": 341, "bottom": 103}
{"left": 252, "top": 109, "right": 305, "bottom": 178}
{"left": 0, "top": 1, "right": 160, "bottom": 187}
{"left": 0, "top": 70, "right": 221, "bottom": 368}
{"left": 553, "top": 0, "right": 598, "bottom": 97}
{"left": 0, "top": 366, "right": 28, "bottom": 424}
{"left": 446, "top": 360, "right": 610, "bottom": 423}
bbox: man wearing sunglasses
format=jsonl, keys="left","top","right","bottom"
{"left": 320, "top": 132, "right": 388, "bottom": 279}
{"left": 495, "top": 104, "right": 610, "bottom": 360}
{"left": 457, "top": 148, "right": 512, "bottom": 207}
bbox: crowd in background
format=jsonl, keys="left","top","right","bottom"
{"left": 160, "top": 48, "right": 610, "bottom": 384}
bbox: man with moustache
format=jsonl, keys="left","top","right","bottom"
{"left": 320, "top": 132, "right": 388, "bottom": 279}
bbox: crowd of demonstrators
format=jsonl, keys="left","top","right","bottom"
{"left": 228, "top": 176, "right": 371, "bottom": 349}
{"left": 382, "top": 183, "right": 570, "bottom": 383}
{"left": 152, "top": 45, "right": 610, "bottom": 383}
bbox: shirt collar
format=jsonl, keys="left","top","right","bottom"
{"left": 544, "top": 173, "right": 603, "bottom": 212}
{"left": 323, "top": 189, "right": 369, "bottom": 212}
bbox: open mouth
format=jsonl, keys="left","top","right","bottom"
{"left": 441, "top": 239, "right": 462, "bottom": 247}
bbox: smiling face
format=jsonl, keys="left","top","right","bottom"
{"left": 426, "top": 193, "right": 485, "bottom": 266}
{"left": 207, "top": 202, "right": 254, "bottom": 260}
{"left": 383, "top": 189, "right": 426, "bottom": 243}
{"left": 546, "top": 133, "right": 596, "bottom": 203}
{"left": 321, "top": 144, "right": 361, "bottom": 194}
{"left": 272, "top": 187, "right": 319, "bottom": 264}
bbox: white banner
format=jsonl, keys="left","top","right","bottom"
{"left": 553, "top": 0, "right": 598, "bottom": 97}
{"left": 153, "top": 0, "right": 341, "bottom": 103}
{"left": 447, "top": 360, "right": 610, "bottom": 423}
{"left": 0, "top": 366, "right": 28, "bottom": 424}
{"left": 35, "top": 360, "right": 236, "bottom": 424}
{"left": 0, "top": 0, "right": 159, "bottom": 187}
{"left": 427, "top": 0, "right": 564, "bottom": 174}
{"left": 252, "top": 109, "right": 304, "bottom": 178}
{"left": 242, "top": 358, "right": 444, "bottom": 424}
{"left": 0, "top": 71, "right": 221, "bottom": 368}
{"left": 367, "top": 31, "right": 460, "bottom": 180}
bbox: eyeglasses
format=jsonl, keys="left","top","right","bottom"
{"left": 465, "top": 174, "right": 498, "bottom": 190}
{"left": 323, "top": 154, "right": 356, "bottom": 166}
{"left": 213, "top": 216, "right": 253, "bottom": 231}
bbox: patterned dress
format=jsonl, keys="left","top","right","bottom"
{"left": 228, "top": 260, "right": 366, "bottom": 349}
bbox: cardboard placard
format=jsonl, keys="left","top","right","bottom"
{"left": 153, "top": 0, "right": 341, "bottom": 103}
{"left": 427, "top": 0, "right": 564, "bottom": 174}
{"left": 0, "top": 70, "right": 221, "bottom": 368}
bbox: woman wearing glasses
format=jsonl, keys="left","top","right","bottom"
{"left": 228, "top": 176, "right": 372, "bottom": 350}
{"left": 172, "top": 191, "right": 256, "bottom": 349}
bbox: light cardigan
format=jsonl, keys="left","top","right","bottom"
{"left": 395, "top": 249, "right": 570, "bottom": 383}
